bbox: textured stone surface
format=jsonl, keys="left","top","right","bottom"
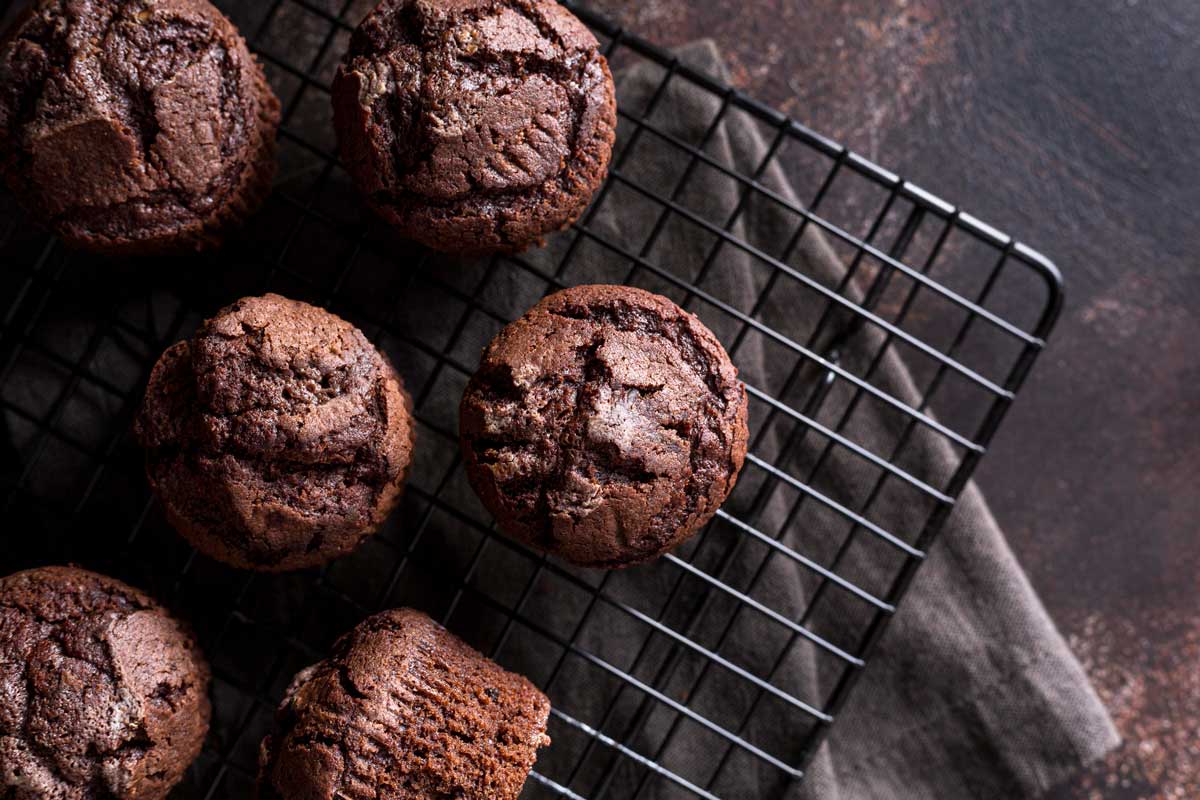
{"left": 461, "top": 284, "right": 749, "bottom": 568}
{"left": 332, "top": 0, "right": 616, "bottom": 254}
{"left": 257, "top": 607, "right": 550, "bottom": 800}
{"left": 136, "top": 294, "right": 415, "bottom": 571}
{"left": 0, "top": 566, "right": 210, "bottom": 800}
{"left": 0, "top": 0, "right": 279, "bottom": 254}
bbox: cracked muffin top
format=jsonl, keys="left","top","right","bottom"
{"left": 460, "top": 284, "right": 749, "bottom": 568}
{"left": 257, "top": 607, "right": 550, "bottom": 800}
{"left": 0, "top": 0, "right": 280, "bottom": 254}
{"left": 135, "top": 294, "right": 414, "bottom": 572}
{"left": 332, "top": 0, "right": 616, "bottom": 255}
{"left": 0, "top": 566, "right": 211, "bottom": 800}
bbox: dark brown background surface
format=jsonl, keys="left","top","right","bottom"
{"left": 581, "top": 0, "right": 1198, "bottom": 796}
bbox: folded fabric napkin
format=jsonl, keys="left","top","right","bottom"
{"left": 532, "top": 38, "right": 1117, "bottom": 799}
{"left": 0, "top": 10, "right": 1117, "bottom": 797}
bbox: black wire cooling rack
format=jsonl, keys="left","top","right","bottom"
{"left": 0, "top": 1, "right": 1063, "bottom": 797}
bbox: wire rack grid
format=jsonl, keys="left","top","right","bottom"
{"left": 0, "top": 0, "right": 1063, "bottom": 797}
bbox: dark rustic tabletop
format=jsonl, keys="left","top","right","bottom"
{"left": 583, "top": 0, "right": 1198, "bottom": 796}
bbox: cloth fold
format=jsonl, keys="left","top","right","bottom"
{"left": 546, "top": 39, "right": 1117, "bottom": 799}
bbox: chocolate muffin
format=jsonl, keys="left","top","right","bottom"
{"left": 135, "top": 294, "right": 415, "bottom": 572}
{"left": 0, "top": 0, "right": 280, "bottom": 255}
{"left": 332, "top": 0, "right": 617, "bottom": 255}
{"left": 0, "top": 566, "right": 211, "bottom": 800}
{"left": 460, "top": 284, "right": 750, "bottom": 568}
{"left": 257, "top": 608, "right": 551, "bottom": 800}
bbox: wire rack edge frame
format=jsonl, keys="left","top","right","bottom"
{"left": 534, "top": 0, "right": 1070, "bottom": 782}
{"left": 0, "top": 0, "right": 1066, "bottom": 797}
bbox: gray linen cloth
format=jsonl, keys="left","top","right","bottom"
{"left": 490, "top": 39, "right": 1119, "bottom": 799}
{"left": 0, "top": 9, "right": 1117, "bottom": 796}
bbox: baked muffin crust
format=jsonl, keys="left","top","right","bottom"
{"left": 258, "top": 608, "right": 550, "bottom": 800}
{"left": 0, "top": 0, "right": 280, "bottom": 254}
{"left": 136, "top": 294, "right": 415, "bottom": 571}
{"left": 0, "top": 566, "right": 211, "bottom": 800}
{"left": 332, "top": 0, "right": 617, "bottom": 254}
{"left": 460, "top": 284, "right": 749, "bottom": 568}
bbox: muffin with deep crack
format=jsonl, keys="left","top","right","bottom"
{"left": 460, "top": 284, "right": 750, "bottom": 568}
{"left": 0, "top": 566, "right": 211, "bottom": 800}
{"left": 257, "top": 607, "right": 551, "bottom": 800}
{"left": 332, "top": 0, "right": 617, "bottom": 255}
{"left": 135, "top": 294, "right": 415, "bottom": 572}
{"left": 0, "top": 0, "right": 280, "bottom": 255}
